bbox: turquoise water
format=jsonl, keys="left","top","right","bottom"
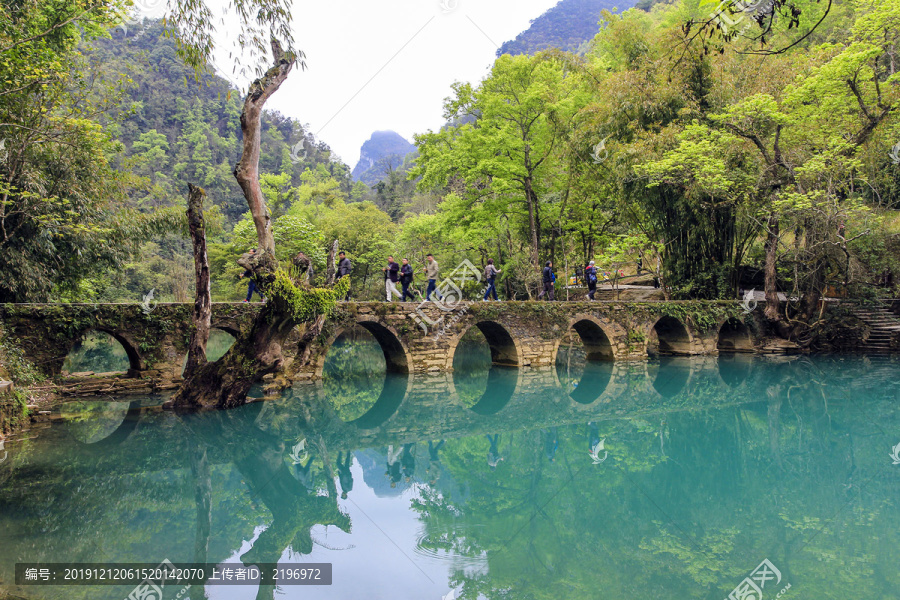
{"left": 1, "top": 339, "right": 899, "bottom": 599}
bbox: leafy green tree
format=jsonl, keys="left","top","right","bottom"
{"left": 412, "top": 54, "right": 591, "bottom": 273}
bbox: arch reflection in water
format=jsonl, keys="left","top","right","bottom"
{"left": 556, "top": 323, "right": 614, "bottom": 404}
{"left": 452, "top": 326, "right": 517, "bottom": 414}
{"left": 718, "top": 352, "right": 754, "bottom": 387}
{"left": 322, "top": 326, "right": 407, "bottom": 428}
{"left": 60, "top": 400, "right": 143, "bottom": 446}
{"left": 62, "top": 330, "right": 133, "bottom": 373}
{"left": 646, "top": 356, "right": 693, "bottom": 398}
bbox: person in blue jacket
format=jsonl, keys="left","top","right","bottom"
{"left": 585, "top": 260, "right": 598, "bottom": 301}
{"left": 539, "top": 261, "right": 555, "bottom": 301}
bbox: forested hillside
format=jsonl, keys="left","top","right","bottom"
{"left": 497, "top": 0, "right": 638, "bottom": 56}
{"left": 94, "top": 20, "right": 352, "bottom": 222}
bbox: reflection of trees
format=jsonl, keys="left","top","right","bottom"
{"left": 62, "top": 331, "right": 129, "bottom": 373}
{"left": 407, "top": 359, "right": 900, "bottom": 598}
{"left": 452, "top": 330, "right": 491, "bottom": 408}
{"left": 2, "top": 357, "right": 900, "bottom": 598}
{"left": 59, "top": 401, "right": 132, "bottom": 444}
{"left": 0, "top": 405, "right": 352, "bottom": 600}
{"left": 322, "top": 328, "right": 385, "bottom": 421}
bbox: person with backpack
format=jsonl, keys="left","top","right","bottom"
{"left": 240, "top": 248, "right": 264, "bottom": 303}
{"left": 585, "top": 260, "right": 598, "bottom": 301}
{"left": 483, "top": 259, "right": 501, "bottom": 301}
{"left": 336, "top": 251, "right": 352, "bottom": 300}
{"left": 400, "top": 257, "right": 416, "bottom": 301}
{"left": 538, "top": 261, "right": 555, "bottom": 301}
{"left": 383, "top": 256, "right": 402, "bottom": 301}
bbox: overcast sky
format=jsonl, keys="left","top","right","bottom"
{"left": 210, "top": 0, "right": 563, "bottom": 168}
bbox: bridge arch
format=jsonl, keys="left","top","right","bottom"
{"left": 209, "top": 321, "right": 241, "bottom": 339}
{"left": 180, "top": 328, "right": 237, "bottom": 375}
{"left": 646, "top": 316, "right": 694, "bottom": 356}
{"left": 316, "top": 321, "right": 413, "bottom": 429}
{"left": 553, "top": 316, "right": 619, "bottom": 404}
{"left": 447, "top": 321, "right": 520, "bottom": 369}
{"left": 569, "top": 317, "right": 617, "bottom": 360}
{"left": 63, "top": 328, "right": 144, "bottom": 375}
{"left": 315, "top": 319, "right": 411, "bottom": 377}
{"left": 717, "top": 317, "right": 754, "bottom": 353}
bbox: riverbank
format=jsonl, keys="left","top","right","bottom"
{"left": 0, "top": 325, "right": 51, "bottom": 440}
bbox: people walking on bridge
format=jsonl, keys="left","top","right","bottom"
{"left": 538, "top": 261, "right": 555, "bottom": 301}
{"left": 240, "top": 248, "right": 264, "bottom": 303}
{"left": 336, "top": 451, "right": 353, "bottom": 500}
{"left": 401, "top": 443, "right": 416, "bottom": 483}
{"left": 585, "top": 260, "right": 598, "bottom": 301}
{"left": 386, "top": 445, "right": 403, "bottom": 488}
{"left": 424, "top": 254, "right": 443, "bottom": 302}
{"left": 543, "top": 428, "right": 559, "bottom": 462}
{"left": 400, "top": 258, "right": 416, "bottom": 301}
{"left": 336, "top": 251, "right": 352, "bottom": 300}
{"left": 486, "top": 434, "right": 504, "bottom": 470}
{"left": 483, "top": 259, "right": 501, "bottom": 301}
{"left": 427, "top": 440, "right": 445, "bottom": 485}
{"left": 383, "top": 256, "right": 402, "bottom": 301}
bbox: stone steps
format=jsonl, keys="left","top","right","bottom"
{"left": 850, "top": 304, "right": 900, "bottom": 351}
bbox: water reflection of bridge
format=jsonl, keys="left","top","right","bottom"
{"left": 3, "top": 354, "right": 894, "bottom": 600}
{"left": 25, "top": 355, "right": 777, "bottom": 472}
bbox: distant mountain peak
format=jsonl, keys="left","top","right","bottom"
{"left": 497, "top": 0, "right": 639, "bottom": 57}
{"left": 352, "top": 131, "right": 416, "bottom": 185}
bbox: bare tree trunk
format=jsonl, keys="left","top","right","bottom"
{"left": 524, "top": 177, "right": 540, "bottom": 269}
{"left": 325, "top": 239, "right": 338, "bottom": 285}
{"left": 170, "top": 49, "right": 352, "bottom": 411}
{"left": 799, "top": 219, "right": 825, "bottom": 323}
{"left": 183, "top": 184, "right": 211, "bottom": 378}
{"left": 234, "top": 40, "right": 296, "bottom": 255}
{"left": 764, "top": 213, "right": 780, "bottom": 321}
{"left": 190, "top": 442, "right": 212, "bottom": 563}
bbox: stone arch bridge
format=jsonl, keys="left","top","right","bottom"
{"left": 0, "top": 301, "right": 756, "bottom": 390}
